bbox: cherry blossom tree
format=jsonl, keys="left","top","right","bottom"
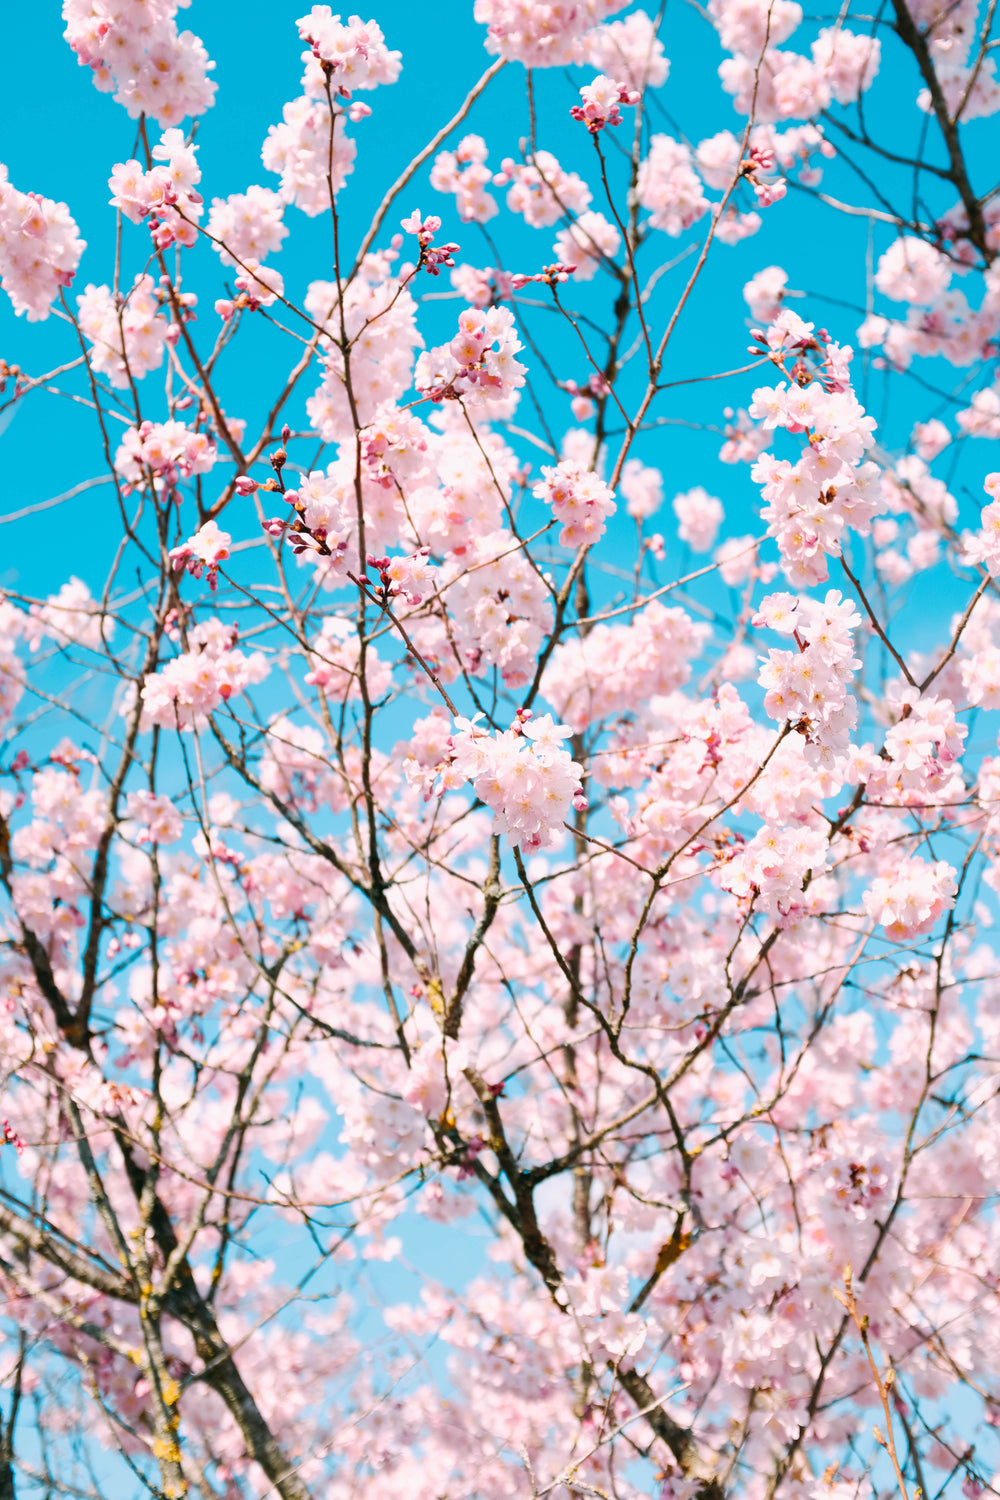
{"left": 2, "top": 3, "right": 1000, "bottom": 1499}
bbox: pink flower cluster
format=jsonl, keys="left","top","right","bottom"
{"left": 620, "top": 458, "right": 663, "bottom": 520}
{"left": 543, "top": 601, "right": 710, "bottom": 730}
{"left": 29, "top": 578, "right": 110, "bottom": 653}
{"left": 965, "top": 473, "right": 1000, "bottom": 576}
{"left": 450, "top": 263, "right": 513, "bottom": 308}
{"left": 533, "top": 461, "right": 616, "bottom": 547}
{"left": 673, "top": 487, "right": 724, "bottom": 552}
{"left": 851, "top": 688, "right": 967, "bottom": 810}
{"left": 415, "top": 305, "right": 526, "bottom": 406}
{"left": 206, "top": 185, "right": 287, "bottom": 265}
{"left": 636, "top": 136, "right": 709, "bottom": 237}
{"left": 740, "top": 145, "right": 787, "bottom": 208}
{"left": 754, "top": 589, "right": 861, "bottom": 766}
{"left": 448, "top": 711, "right": 586, "bottom": 851}
{"left": 553, "top": 211, "right": 620, "bottom": 280}
{"left": 713, "top": 0, "right": 880, "bottom": 124}
{"left": 233, "top": 260, "right": 285, "bottom": 309}
{"left": 496, "top": 150, "right": 591, "bottom": 227}
{"left": 262, "top": 97, "right": 358, "bottom": 215}
{"left": 863, "top": 854, "right": 958, "bottom": 940}
{"left": 875, "top": 236, "right": 951, "bottom": 306}
{"left": 585, "top": 10, "right": 669, "bottom": 90}
{"left": 0, "top": 166, "right": 84, "bottom": 320}
{"left": 430, "top": 136, "right": 498, "bottom": 224}
{"left": 919, "top": 57, "right": 1000, "bottom": 121}
{"left": 708, "top": 0, "right": 802, "bottom": 59}
{"left": 570, "top": 74, "right": 640, "bottom": 133}
{"left": 304, "top": 616, "right": 392, "bottom": 701}
{"left": 62, "top": 0, "right": 217, "bottom": 126}
{"left": 296, "top": 8, "right": 401, "bottom": 93}
{"left": 115, "top": 419, "right": 218, "bottom": 490}
{"left": 108, "top": 129, "right": 203, "bottom": 248}
{"left": 749, "top": 314, "right": 882, "bottom": 585}
{"left": 474, "top": 0, "right": 630, "bottom": 68}
{"left": 305, "top": 260, "right": 421, "bottom": 442}
{"left": 444, "top": 529, "right": 554, "bottom": 688}
{"left": 367, "top": 549, "right": 437, "bottom": 607}
{"left": 140, "top": 619, "right": 269, "bottom": 730}
{"left": 125, "top": 791, "right": 184, "bottom": 845}
{"left": 718, "top": 819, "right": 829, "bottom": 915}
{"left": 169, "top": 522, "right": 233, "bottom": 590}
{"left": 359, "top": 406, "right": 430, "bottom": 491}
{"left": 859, "top": 235, "right": 1000, "bottom": 373}
{"left": 744, "top": 264, "right": 789, "bottom": 323}
{"left": 76, "top": 274, "right": 169, "bottom": 388}
{"left": 256, "top": 714, "right": 345, "bottom": 814}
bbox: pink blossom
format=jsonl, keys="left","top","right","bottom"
{"left": 475, "top": 0, "right": 631, "bottom": 68}
{"left": 415, "top": 304, "right": 525, "bottom": 406}
{"left": 125, "top": 791, "right": 184, "bottom": 844}
{"left": 449, "top": 711, "right": 584, "bottom": 850}
{"left": 863, "top": 855, "right": 958, "bottom": 939}
{"left": 0, "top": 168, "right": 85, "bottom": 320}
{"left": 262, "top": 95, "right": 358, "bottom": 214}
{"left": 296, "top": 8, "right": 401, "bottom": 92}
{"left": 586, "top": 10, "right": 669, "bottom": 90}
{"left": 620, "top": 458, "right": 664, "bottom": 520}
{"left": 673, "top": 487, "right": 724, "bottom": 553}
{"left": 169, "top": 521, "right": 233, "bottom": 590}
{"left": 911, "top": 417, "right": 951, "bottom": 460}
{"left": 140, "top": 618, "right": 269, "bottom": 729}
{"left": 77, "top": 275, "right": 169, "bottom": 387}
{"left": 206, "top": 185, "right": 287, "bottom": 265}
{"left": 553, "top": 210, "right": 620, "bottom": 280}
{"left": 430, "top": 136, "right": 498, "bottom": 224}
{"left": 498, "top": 150, "right": 591, "bottom": 227}
{"left": 637, "top": 136, "right": 709, "bottom": 236}
{"left": 570, "top": 74, "right": 640, "bottom": 133}
{"left": 744, "top": 265, "right": 789, "bottom": 323}
{"left": 534, "top": 461, "right": 617, "bottom": 548}
{"left": 63, "top": 0, "right": 217, "bottom": 125}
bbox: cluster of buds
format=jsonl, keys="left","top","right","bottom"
{"left": 259, "top": 487, "right": 339, "bottom": 558}
{"left": 262, "top": 511, "right": 346, "bottom": 559}
{"left": 248, "top": 430, "right": 337, "bottom": 559}
{"left": 570, "top": 75, "right": 640, "bottom": 134}
{"left": 510, "top": 263, "right": 576, "bottom": 290}
{"left": 739, "top": 147, "right": 787, "bottom": 208}
{"left": 1, "top": 1120, "right": 24, "bottom": 1156}
{"left": 400, "top": 209, "right": 459, "bottom": 275}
